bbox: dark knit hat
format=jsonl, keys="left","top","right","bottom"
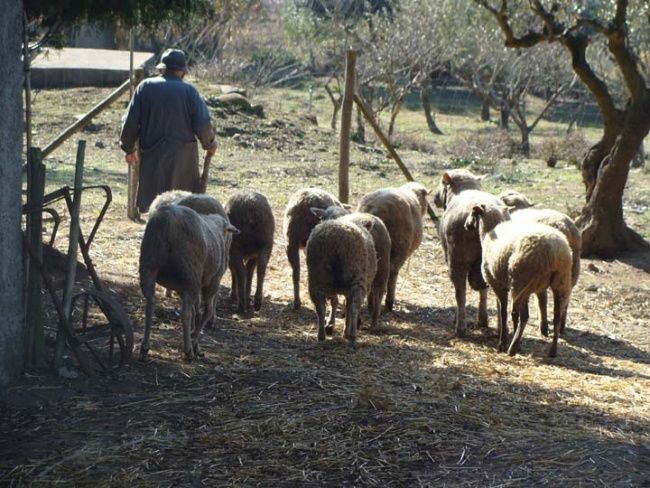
{"left": 156, "top": 48, "right": 188, "bottom": 71}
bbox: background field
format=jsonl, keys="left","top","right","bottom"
{"left": 1, "top": 81, "right": 649, "bottom": 485}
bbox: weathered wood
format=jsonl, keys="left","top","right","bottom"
{"left": 54, "top": 141, "right": 86, "bottom": 368}
{"left": 42, "top": 70, "right": 143, "bottom": 159}
{"left": 24, "top": 148, "right": 45, "bottom": 367}
{"left": 199, "top": 152, "right": 214, "bottom": 193}
{"left": 23, "top": 12, "right": 33, "bottom": 155}
{"left": 126, "top": 29, "right": 141, "bottom": 221}
{"left": 353, "top": 94, "right": 439, "bottom": 224}
{"left": 338, "top": 50, "right": 356, "bottom": 204}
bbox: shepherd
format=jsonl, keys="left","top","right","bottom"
{"left": 120, "top": 48, "right": 217, "bottom": 213}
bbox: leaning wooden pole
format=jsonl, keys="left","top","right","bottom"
{"left": 127, "top": 29, "right": 140, "bottom": 221}
{"left": 42, "top": 71, "right": 143, "bottom": 159}
{"left": 353, "top": 94, "right": 439, "bottom": 224}
{"left": 54, "top": 141, "right": 86, "bottom": 369}
{"left": 338, "top": 50, "right": 356, "bottom": 204}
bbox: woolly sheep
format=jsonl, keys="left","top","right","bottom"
{"left": 225, "top": 191, "right": 275, "bottom": 314}
{"left": 356, "top": 182, "right": 429, "bottom": 311}
{"left": 306, "top": 219, "right": 377, "bottom": 346}
{"left": 311, "top": 206, "right": 391, "bottom": 330}
{"left": 139, "top": 205, "right": 239, "bottom": 361}
{"left": 148, "top": 190, "right": 228, "bottom": 219}
{"left": 283, "top": 188, "right": 343, "bottom": 309}
{"left": 465, "top": 202, "right": 572, "bottom": 357}
{"left": 499, "top": 190, "right": 581, "bottom": 335}
{"left": 434, "top": 170, "right": 502, "bottom": 336}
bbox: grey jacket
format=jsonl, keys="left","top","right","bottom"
{"left": 120, "top": 74, "right": 215, "bottom": 212}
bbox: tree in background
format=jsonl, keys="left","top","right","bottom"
{"left": 440, "top": 0, "right": 576, "bottom": 156}
{"left": 476, "top": 0, "right": 650, "bottom": 257}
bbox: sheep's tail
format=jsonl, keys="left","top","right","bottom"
{"left": 511, "top": 277, "right": 540, "bottom": 306}
{"left": 139, "top": 215, "right": 170, "bottom": 298}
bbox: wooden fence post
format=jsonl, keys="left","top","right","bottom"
{"left": 127, "top": 29, "right": 140, "bottom": 221}
{"left": 339, "top": 49, "right": 356, "bottom": 204}
{"left": 24, "top": 148, "right": 45, "bottom": 367}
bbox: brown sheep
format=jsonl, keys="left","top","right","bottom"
{"left": 356, "top": 182, "right": 429, "bottom": 311}
{"left": 225, "top": 191, "right": 275, "bottom": 314}
{"left": 306, "top": 219, "right": 377, "bottom": 346}
{"left": 311, "top": 206, "right": 391, "bottom": 330}
{"left": 139, "top": 205, "right": 238, "bottom": 361}
{"left": 283, "top": 188, "right": 342, "bottom": 310}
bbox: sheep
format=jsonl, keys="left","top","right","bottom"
{"left": 434, "top": 170, "right": 503, "bottom": 337}
{"left": 306, "top": 218, "right": 377, "bottom": 346}
{"left": 225, "top": 191, "right": 275, "bottom": 314}
{"left": 499, "top": 190, "right": 581, "bottom": 335}
{"left": 139, "top": 205, "right": 239, "bottom": 361}
{"left": 465, "top": 202, "right": 572, "bottom": 357}
{"left": 356, "top": 182, "right": 430, "bottom": 311}
{"left": 148, "top": 190, "right": 228, "bottom": 219}
{"left": 283, "top": 188, "right": 343, "bottom": 310}
{"left": 311, "top": 206, "right": 391, "bottom": 330}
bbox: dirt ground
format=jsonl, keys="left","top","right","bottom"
{"left": 1, "top": 85, "right": 649, "bottom": 486}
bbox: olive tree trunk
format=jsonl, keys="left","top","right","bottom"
{"left": 0, "top": 0, "right": 25, "bottom": 386}
{"left": 420, "top": 78, "right": 443, "bottom": 134}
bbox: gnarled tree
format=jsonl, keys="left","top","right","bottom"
{"left": 475, "top": 0, "right": 650, "bottom": 257}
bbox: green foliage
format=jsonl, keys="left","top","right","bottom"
{"left": 24, "top": 0, "right": 214, "bottom": 28}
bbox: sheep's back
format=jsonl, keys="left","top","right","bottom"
{"left": 306, "top": 220, "right": 376, "bottom": 295}
{"left": 226, "top": 191, "right": 275, "bottom": 258}
{"left": 283, "top": 188, "right": 340, "bottom": 247}
{"left": 340, "top": 213, "right": 391, "bottom": 289}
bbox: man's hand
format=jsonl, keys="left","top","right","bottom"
{"left": 125, "top": 151, "right": 139, "bottom": 165}
{"left": 206, "top": 140, "right": 218, "bottom": 157}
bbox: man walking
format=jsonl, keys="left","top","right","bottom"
{"left": 120, "top": 48, "right": 217, "bottom": 213}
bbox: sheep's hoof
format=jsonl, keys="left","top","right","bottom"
{"left": 478, "top": 317, "right": 488, "bottom": 329}
{"left": 348, "top": 337, "right": 358, "bottom": 349}
{"left": 253, "top": 297, "right": 262, "bottom": 311}
{"left": 455, "top": 327, "right": 466, "bottom": 338}
{"left": 547, "top": 346, "right": 558, "bottom": 358}
{"left": 325, "top": 324, "right": 335, "bottom": 336}
{"left": 317, "top": 330, "right": 326, "bottom": 342}
{"left": 507, "top": 344, "right": 519, "bottom": 356}
{"left": 540, "top": 322, "right": 549, "bottom": 337}
{"left": 384, "top": 302, "right": 394, "bottom": 312}
{"left": 497, "top": 341, "right": 507, "bottom": 353}
{"left": 138, "top": 347, "right": 150, "bottom": 362}
{"left": 292, "top": 300, "right": 301, "bottom": 310}
{"left": 193, "top": 344, "right": 205, "bottom": 358}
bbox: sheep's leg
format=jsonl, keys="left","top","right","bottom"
{"left": 508, "top": 300, "right": 530, "bottom": 356}
{"left": 193, "top": 294, "right": 216, "bottom": 358}
{"left": 477, "top": 288, "right": 488, "bottom": 328}
{"left": 326, "top": 295, "right": 338, "bottom": 335}
{"left": 229, "top": 262, "right": 238, "bottom": 303}
{"left": 140, "top": 296, "right": 154, "bottom": 361}
{"left": 537, "top": 290, "right": 549, "bottom": 337}
{"left": 246, "top": 258, "right": 256, "bottom": 309}
{"left": 231, "top": 257, "right": 248, "bottom": 314}
{"left": 560, "top": 304, "right": 568, "bottom": 334}
{"left": 287, "top": 244, "right": 301, "bottom": 310}
{"left": 369, "top": 288, "right": 381, "bottom": 330}
{"left": 385, "top": 267, "right": 399, "bottom": 312}
{"left": 251, "top": 252, "right": 269, "bottom": 310}
{"left": 346, "top": 286, "right": 363, "bottom": 348}
{"left": 495, "top": 290, "right": 509, "bottom": 353}
{"left": 314, "top": 294, "right": 327, "bottom": 341}
{"left": 181, "top": 292, "right": 195, "bottom": 361}
{"left": 451, "top": 267, "right": 468, "bottom": 337}
{"left": 548, "top": 289, "right": 566, "bottom": 357}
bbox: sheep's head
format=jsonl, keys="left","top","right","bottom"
{"left": 498, "top": 190, "right": 534, "bottom": 211}
{"left": 310, "top": 205, "right": 350, "bottom": 221}
{"left": 433, "top": 170, "right": 482, "bottom": 210}
{"left": 465, "top": 202, "right": 510, "bottom": 236}
{"left": 402, "top": 182, "right": 431, "bottom": 215}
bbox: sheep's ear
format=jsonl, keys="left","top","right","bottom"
{"left": 472, "top": 204, "right": 486, "bottom": 215}
{"left": 441, "top": 172, "right": 452, "bottom": 186}
{"left": 362, "top": 220, "right": 374, "bottom": 232}
{"left": 341, "top": 203, "right": 352, "bottom": 210}
{"left": 225, "top": 224, "right": 240, "bottom": 234}
{"left": 310, "top": 207, "right": 327, "bottom": 219}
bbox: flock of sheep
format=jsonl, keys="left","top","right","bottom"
{"left": 137, "top": 168, "right": 580, "bottom": 362}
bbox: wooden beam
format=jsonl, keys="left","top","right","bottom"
{"left": 42, "top": 70, "right": 143, "bottom": 159}
{"left": 338, "top": 50, "right": 356, "bottom": 204}
{"left": 127, "top": 29, "right": 140, "bottom": 221}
